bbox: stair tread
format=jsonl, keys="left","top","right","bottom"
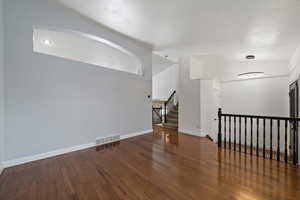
{"left": 170, "top": 110, "right": 178, "bottom": 114}
{"left": 168, "top": 112, "right": 178, "bottom": 116}
{"left": 163, "top": 123, "right": 178, "bottom": 128}
{"left": 167, "top": 118, "right": 178, "bottom": 121}
{"left": 161, "top": 104, "right": 178, "bottom": 130}
{"left": 154, "top": 123, "right": 178, "bottom": 130}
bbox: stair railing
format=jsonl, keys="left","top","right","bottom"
{"left": 164, "top": 91, "right": 177, "bottom": 123}
{"left": 152, "top": 106, "right": 163, "bottom": 124}
{"left": 218, "top": 108, "right": 299, "bottom": 164}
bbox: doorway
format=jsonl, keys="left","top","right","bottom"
{"left": 289, "top": 80, "right": 299, "bottom": 163}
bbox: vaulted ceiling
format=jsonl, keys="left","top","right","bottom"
{"left": 58, "top": 0, "right": 300, "bottom": 62}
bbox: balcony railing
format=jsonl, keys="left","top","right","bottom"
{"left": 218, "top": 108, "right": 299, "bottom": 164}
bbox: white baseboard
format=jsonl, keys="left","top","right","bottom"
{"left": 2, "top": 129, "right": 153, "bottom": 169}
{"left": 120, "top": 129, "right": 153, "bottom": 140}
{"left": 3, "top": 142, "right": 96, "bottom": 168}
{"left": 179, "top": 129, "right": 202, "bottom": 137}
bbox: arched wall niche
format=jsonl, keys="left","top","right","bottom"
{"left": 33, "top": 27, "right": 144, "bottom": 75}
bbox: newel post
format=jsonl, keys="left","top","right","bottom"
{"left": 218, "top": 108, "right": 222, "bottom": 147}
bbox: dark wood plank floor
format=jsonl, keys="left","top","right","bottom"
{"left": 0, "top": 128, "right": 300, "bottom": 200}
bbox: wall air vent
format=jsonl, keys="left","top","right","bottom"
{"left": 96, "top": 135, "right": 121, "bottom": 146}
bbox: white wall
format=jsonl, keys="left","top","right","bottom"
{"left": 221, "top": 76, "right": 289, "bottom": 151}
{"left": 220, "top": 61, "right": 290, "bottom": 148}
{"left": 178, "top": 57, "right": 201, "bottom": 135}
{"left": 289, "top": 44, "right": 300, "bottom": 83}
{"left": 3, "top": 0, "right": 152, "bottom": 161}
{"left": 200, "top": 80, "right": 221, "bottom": 141}
{"left": 191, "top": 56, "right": 291, "bottom": 147}
{"left": 190, "top": 55, "right": 222, "bottom": 80}
{"left": 221, "top": 77, "right": 289, "bottom": 116}
{"left": 289, "top": 44, "right": 300, "bottom": 163}
{"left": 152, "top": 54, "right": 175, "bottom": 75}
{"left": 152, "top": 64, "right": 178, "bottom": 100}
{"left": 0, "top": 0, "right": 4, "bottom": 168}
{"left": 152, "top": 58, "right": 201, "bottom": 136}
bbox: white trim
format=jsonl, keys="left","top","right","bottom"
{"left": 0, "top": 164, "right": 4, "bottom": 176}
{"left": 120, "top": 129, "right": 153, "bottom": 140}
{"left": 3, "top": 142, "right": 96, "bottom": 168}
{"left": 179, "top": 129, "right": 202, "bottom": 137}
{"left": 290, "top": 44, "right": 300, "bottom": 72}
{"left": 2, "top": 129, "right": 153, "bottom": 168}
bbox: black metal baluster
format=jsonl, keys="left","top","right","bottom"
{"left": 257, "top": 118, "right": 259, "bottom": 156}
{"left": 250, "top": 117, "right": 253, "bottom": 155}
{"left": 277, "top": 120, "right": 280, "bottom": 161}
{"left": 229, "top": 116, "right": 232, "bottom": 150}
{"left": 270, "top": 119, "right": 273, "bottom": 160}
{"left": 285, "top": 120, "right": 288, "bottom": 163}
{"left": 263, "top": 119, "right": 266, "bottom": 159}
{"left": 239, "top": 117, "right": 242, "bottom": 152}
{"left": 218, "top": 108, "right": 222, "bottom": 148}
{"left": 216, "top": 109, "right": 299, "bottom": 164}
{"left": 293, "top": 120, "right": 297, "bottom": 164}
{"left": 234, "top": 117, "right": 236, "bottom": 151}
{"left": 245, "top": 117, "right": 247, "bottom": 154}
{"left": 224, "top": 116, "right": 227, "bottom": 149}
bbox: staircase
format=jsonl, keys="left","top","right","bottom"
{"left": 153, "top": 91, "right": 178, "bottom": 131}
{"left": 163, "top": 104, "right": 178, "bottom": 130}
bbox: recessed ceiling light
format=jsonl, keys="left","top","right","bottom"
{"left": 42, "top": 39, "right": 53, "bottom": 46}
{"left": 238, "top": 72, "right": 264, "bottom": 79}
{"left": 246, "top": 55, "right": 255, "bottom": 60}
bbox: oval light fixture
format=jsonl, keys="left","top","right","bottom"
{"left": 246, "top": 55, "right": 255, "bottom": 60}
{"left": 238, "top": 72, "right": 264, "bottom": 79}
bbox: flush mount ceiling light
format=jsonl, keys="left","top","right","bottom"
{"left": 42, "top": 39, "right": 53, "bottom": 46}
{"left": 238, "top": 72, "right": 264, "bottom": 79}
{"left": 246, "top": 55, "right": 255, "bottom": 60}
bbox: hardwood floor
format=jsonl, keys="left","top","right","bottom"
{"left": 0, "top": 128, "right": 300, "bottom": 200}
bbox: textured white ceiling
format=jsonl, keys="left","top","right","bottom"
{"left": 58, "top": 0, "right": 300, "bottom": 61}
